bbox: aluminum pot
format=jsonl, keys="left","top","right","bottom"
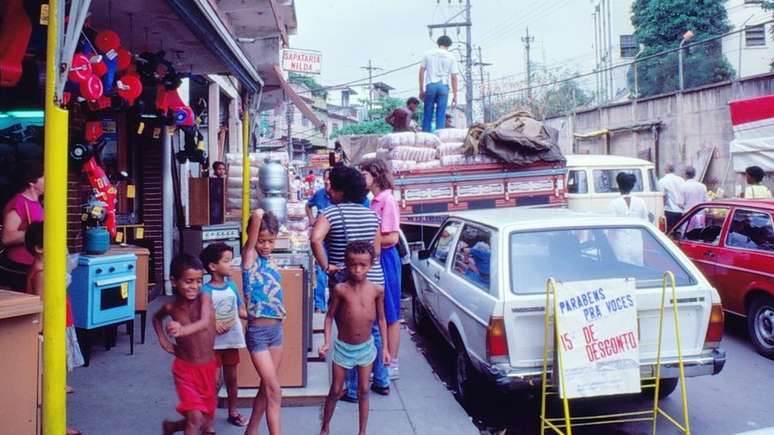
{"left": 259, "top": 194, "right": 288, "bottom": 224}
{"left": 259, "top": 158, "right": 288, "bottom": 194}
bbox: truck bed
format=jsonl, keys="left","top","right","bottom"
{"left": 394, "top": 161, "right": 567, "bottom": 225}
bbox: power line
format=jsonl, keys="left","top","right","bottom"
{"left": 486, "top": 17, "right": 774, "bottom": 100}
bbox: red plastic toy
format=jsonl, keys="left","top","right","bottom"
{"left": 0, "top": 0, "right": 32, "bottom": 87}
{"left": 82, "top": 156, "right": 117, "bottom": 238}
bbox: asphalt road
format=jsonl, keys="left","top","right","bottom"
{"left": 405, "top": 302, "right": 774, "bottom": 435}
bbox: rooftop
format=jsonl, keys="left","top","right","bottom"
{"left": 565, "top": 154, "right": 655, "bottom": 168}
{"left": 447, "top": 207, "right": 648, "bottom": 231}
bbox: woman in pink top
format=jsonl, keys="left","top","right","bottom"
{"left": 360, "top": 158, "right": 403, "bottom": 380}
{"left": 0, "top": 160, "right": 44, "bottom": 290}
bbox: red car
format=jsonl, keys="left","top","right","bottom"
{"left": 669, "top": 200, "right": 774, "bottom": 358}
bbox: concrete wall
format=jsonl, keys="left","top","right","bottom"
{"left": 544, "top": 73, "right": 774, "bottom": 194}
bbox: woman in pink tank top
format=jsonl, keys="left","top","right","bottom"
{"left": 0, "top": 160, "right": 44, "bottom": 290}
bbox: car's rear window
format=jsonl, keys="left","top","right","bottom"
{"left": 509, "top": 227, "right": 695, "bottom": 294}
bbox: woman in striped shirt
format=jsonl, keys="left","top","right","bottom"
{"left": 310, "top": 165, "right": 392, "bottom": 400}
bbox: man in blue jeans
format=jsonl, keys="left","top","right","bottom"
{"left": 419, "top": 35, "right": 459, "bottom": 132}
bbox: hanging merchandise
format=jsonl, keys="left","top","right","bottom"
{"left": 0, "top": 0, "right": 33, "bottom": 87}
{"left": 116, "top": 73, "right": 143, "bottom": 106}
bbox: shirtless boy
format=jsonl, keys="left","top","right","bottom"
{"left": 153, "top": 254, "right": 217, "bottom": 435}
{"left": 318, "top": 241, "right": 391, "bottom": 435}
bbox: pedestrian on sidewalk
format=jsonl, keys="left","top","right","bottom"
{"left": 361, "top": 158, "right": 403, "bottom": 380}
{"left": 385, "top": 97, "right": 420, "bottom": 132}
{"left": 742, "top": 165, "right": 772, "bottom": 199}
{"left": 307, "top": 169, "right": 333, "bottom": 313}
{"left": 658, "top": 163, "right": 685, "bottom": 231}
{"left": 0, "top": 160, "right": 44, "bottom": 290}
{"left": 680, "top": 166, "right": 708, "bottom": 212}
{"left": 318, "top": 241, "right": 391, "bottom": 435}
{"left": 242, "top": 209, "right": 285, "bottom": 435}
{"left": 199, "top": 243, "right": 248, "bottom": 428}
{"left": 419, "top": 35, "right": 459, "bottom": 132}
{"left": 310, "top": 165, "right": 391, "bottom": 401}
{"left": 153, "top": 254, "right": 218, "bottom": 435}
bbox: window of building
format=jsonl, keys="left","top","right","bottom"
{"left": 332, "top": 123, "right": 340, "bottom": 135}
{"left": 620, "top": 35, "right": 638, "bottom": 58}
{"left": 726, "top": 209, "right": 774, "bottom": 252}
{"left": 746, "top": 25, "right": 766, "bottom": 47}
{"left": 301, "top": 116, "right": 310, "bottom": 127}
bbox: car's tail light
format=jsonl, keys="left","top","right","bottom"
{"left": 704, "top": 303, "right": 724, "bottom": 347}
{"left": 487, "top": 316, "right": 509, "bottom": 363}
{"left": 658, "top": 216, "right": 667, "bottom": 232}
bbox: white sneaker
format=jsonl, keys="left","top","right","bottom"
{"left": 389, "top": 360, "right": 400, "bottom": 380}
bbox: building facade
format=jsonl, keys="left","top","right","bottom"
{"left": 594, "top": 0, "right": 773, "bottom": 100}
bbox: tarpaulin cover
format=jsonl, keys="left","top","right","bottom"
{"left": 462, "top": 111, "right": 565, "bottom": 165}
{"left": 729, "top": 95, "right": 774, "bottom": 172}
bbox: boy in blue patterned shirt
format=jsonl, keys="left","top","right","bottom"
{"left": 242, "top": 209, "right": 284, "bottom": 435}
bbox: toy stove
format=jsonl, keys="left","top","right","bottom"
{"left": 181, "top": 223, "right": 242, "bottom": 265}
{"left": 70, "top": 253, "right": 137, "bottom": 329}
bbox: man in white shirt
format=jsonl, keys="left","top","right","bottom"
{"left": 680, "top": 166, "right": 708, "bottom": 211}
{"left": 658, "top": 164, "right": 685, "bottom": 230}
{"left": 419, "top": 35, "right": 459, "bottom": 132}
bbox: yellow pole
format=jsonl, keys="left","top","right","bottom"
{"left": 241, "top": 104, "right": 250, "bottom": 243}
{"left": 43, "top": 0, "right": 68, "bottom": 432}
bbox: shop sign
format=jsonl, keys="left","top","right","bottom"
{"left": 282, "top": 49, "right": 322, "bottom": 75}
{"left": 555, "top": 278, "right": 641, "bottom": 399}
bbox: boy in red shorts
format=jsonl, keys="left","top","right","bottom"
{"left": 153, "top": 254, "right": 217, "bottom": 435}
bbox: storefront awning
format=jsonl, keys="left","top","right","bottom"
{"left": 88, "top": 0, "right": 263, "bottom": 94}
{"left": 272, "top": 64, "right": 325, "bottom": 132}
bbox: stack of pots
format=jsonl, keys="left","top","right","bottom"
{"left": 258, "top": 158, "right": 288, "bottom": 223}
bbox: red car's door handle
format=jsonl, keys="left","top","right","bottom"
{"left": 704, "top": 251, "right": 715, "bottom": 258}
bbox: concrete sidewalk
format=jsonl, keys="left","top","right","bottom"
{"left": 68, "top": 297, "right": 478, "bottom": 434}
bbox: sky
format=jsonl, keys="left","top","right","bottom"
{"left": 290, "top": 0, "right": 602, "bottom": 103}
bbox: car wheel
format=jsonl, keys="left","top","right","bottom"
{"left": 747, "top": 295, "right": 774, "bottom": 359}
{"left": 412, "top": 295, "right": 430, "bottom": 334}
{"left": 643, "top": 378, "right": 679, "bottom": 399}
{"left": 453, "top": 338, "right": 477, "bottom": 405}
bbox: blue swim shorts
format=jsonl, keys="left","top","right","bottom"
{"left": 333, "top": 337, "right": 376, "bottom": 369}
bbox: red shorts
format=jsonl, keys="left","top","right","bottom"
{"left": 172, "top": 358, "right": 218, "bottom": 418}
{"left": 215, "top": 348, "right": 240, "bottom": 366}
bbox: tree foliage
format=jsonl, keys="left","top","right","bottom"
{"left": 629, "top": 0, "right": 735, "bottom": 97}
{"left": 288, "top": 72, "right": 328, "bottom": 98}
{"left": 490, "top": 70, "right": 593, "bottom": 120}
{"left": 331, "top": 96, "right": 423, "bottom": 138}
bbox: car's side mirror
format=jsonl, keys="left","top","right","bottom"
{"left": 418, "top": 249, "right": 432, "bottom": 260}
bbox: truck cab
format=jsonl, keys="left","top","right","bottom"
{"left": 565, "top": 154, "right": 664, "bottom": 223}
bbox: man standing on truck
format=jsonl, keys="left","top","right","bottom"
{"left": 419, "top": 35, "right": 459, "bottom": 132}
{"left": 385, "top": 97, "right": 420, "bottom": 132}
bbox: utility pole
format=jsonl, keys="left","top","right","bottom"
{"left": 522, "top": 27, "right": 534, "bottom": 102}
{"left": 360, "top": 59, "right": 382, "bottom": 117}
{"left": 286, "top": 102, "right": 293, "bottom": 162}
{"left": 427, "top": 0, "right": 473, "bottom": 125}
{"left": 605, "top": 0, "right": 613, "bottom": 99}
{"left": 464, "top": 0, "right": 473, "bottom": 125}
{"left": 475, "top": 46, "right": 492, "bottom": 122}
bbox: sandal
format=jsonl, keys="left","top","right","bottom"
{"left": 66, "top": 428, "right": 82, "bottom": 435}
{"left": 370, "top": 384, "right": 390, "bottom": 396}
{"left": 227, "top": 412, "right": 248, "bottom": 427}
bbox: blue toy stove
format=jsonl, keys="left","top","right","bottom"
{"left": 70, "top": 252, "right": 137, "bottom": 329}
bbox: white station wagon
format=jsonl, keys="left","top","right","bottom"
{"left": 409, "top": 208, "right": 726, "bottom": 401}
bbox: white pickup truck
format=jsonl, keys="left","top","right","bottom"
{"left": 409, "top": 208, "right": 726, "bottom": 401}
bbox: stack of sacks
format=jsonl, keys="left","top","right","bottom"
{"left": 440, "top": 154, "right": 498, "bottom": 167}
{"left": 376, "top": 132, "right": 443, "bottom": 173}
{"left": 224, "top": 152, "right": 290, "bottom": 217}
